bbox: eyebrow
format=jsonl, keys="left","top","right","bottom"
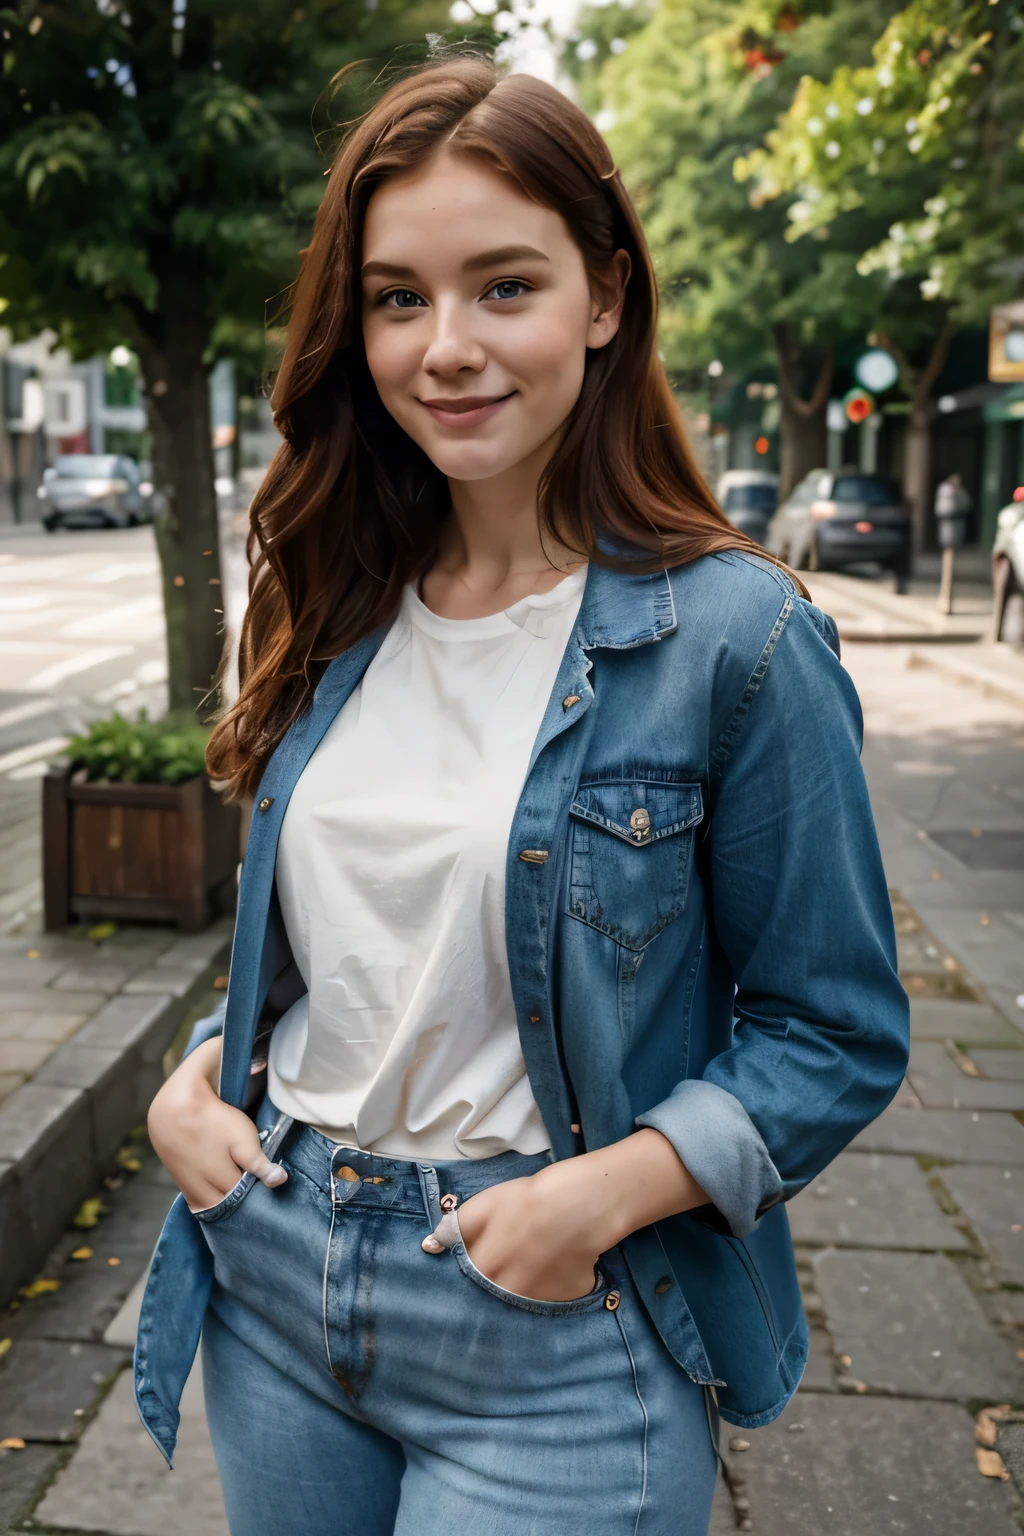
{"left": 361, "top": 244, "right": 551, "bottom": 280}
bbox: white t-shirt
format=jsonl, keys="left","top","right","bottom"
{"left": 268, "top": 565, "right": 587, "bottom": 1159}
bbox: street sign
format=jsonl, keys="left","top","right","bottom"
{"left": 854, "top": 349, "right": 899, "bottom": 393}
{"left": 989, "top": 301, "right": 1024, "bottom": 382}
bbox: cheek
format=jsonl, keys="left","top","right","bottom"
{"left": 502, "top": 308, "right": 588, "bottom": 405}
{"left": 362, "top": 317, "right": 416, "bottom": 401}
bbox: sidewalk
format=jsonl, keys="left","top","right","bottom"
{"left": 1, "top": 581, "right": 1024, "bottom": 1533}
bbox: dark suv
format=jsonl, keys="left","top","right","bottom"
{"left": 767, "top": 470, "right": 911, "bottom": 589}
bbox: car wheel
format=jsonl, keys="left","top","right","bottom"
{"left": 42, "top": 517, "right": 57, "bottom": 533}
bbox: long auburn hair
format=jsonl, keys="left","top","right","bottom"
{"left": 209, "top": 55, "right": 781, "bottom": 800}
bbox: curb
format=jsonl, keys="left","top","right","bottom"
{"left": 907, "top": 646, "right": 1024, "bottom": 712}
{"left": 0, "top": 941, "right": 229, "bottom": 1306}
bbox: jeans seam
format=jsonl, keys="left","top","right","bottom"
{"left": 614, "top": 1308, "right": 649, "bottom": 1535}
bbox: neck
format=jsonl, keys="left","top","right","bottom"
{"left": 440, "top": 435, "right": 579, "bottom": 594}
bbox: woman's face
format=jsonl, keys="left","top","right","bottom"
{"left": 361, "top": 151, "right": 626, "bottom": 485}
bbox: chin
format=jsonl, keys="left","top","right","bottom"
{"left": 418, "top": 441, "right": 531, "bottom": 483}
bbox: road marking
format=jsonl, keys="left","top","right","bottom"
{"left": 24, "top": 646, "right": 133, "bottom": 691}
{"left": 0, "top": 735, "right": 69, "bottom": 775}
{"left": 0, "top": 698, "right": 56, "bottom": 730}
{"left": 87, "top": 561, "right": 158, "bottom": 584}
{"left": 59, "top": 596, "right": 161, "bottom": 639}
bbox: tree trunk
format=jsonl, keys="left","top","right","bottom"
{"left": 903, "top": 400, "right": 934, "bottom": 557}
{"left": 778, "top": 394, "right": 829, "bottom": 500}
{"left": 773, "top": 324, "right": 833, "bottom": 499}
{"left": 120, "top": 279, "right": 224, "bottom": 720}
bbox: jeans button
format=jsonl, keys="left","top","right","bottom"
{"left": 605, "top": 1290, "right": 621, "bottom": 1312}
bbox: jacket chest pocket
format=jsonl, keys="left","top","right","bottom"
{"left": 566, "top": 779, "right": 704, "bottom": 952}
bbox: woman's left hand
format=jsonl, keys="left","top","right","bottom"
{"left": 434, "top": 1163, "right": 607, "bottom": 1302}
{"left": 420, "top": 1129, "right": 711, "bottom": 1304}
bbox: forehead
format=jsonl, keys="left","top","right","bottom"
{"left": 361, "top": 151, "right": 575, "bottom": 266}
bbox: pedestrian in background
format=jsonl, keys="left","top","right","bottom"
{"left": 137, "top": 56, "right": 908, "bottom": 1536}
{"left": 934, "top": 471, "right": 972, "bottom": 614}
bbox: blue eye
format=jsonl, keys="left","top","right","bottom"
{"left": 386, "top": 289, "right": 425, "bottom": 309}
{"left": 488, "top": 280, "right": 527, "bottom": 301}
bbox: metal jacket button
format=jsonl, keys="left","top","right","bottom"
{"left": 605, "top": 1290, "right": 621, "bottom": 1312}
{"left": 629, "top": 807, "right": 651, "bottom": 841}
{"left": 562, "top": 695, "right": 580, "bottom": 710}
{"left": 258, "top": 796, "right": 274, "bottom": 813}
{"left": 519, "top": 849, "right": 549, "bottom": 864}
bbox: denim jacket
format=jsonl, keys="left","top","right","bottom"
{"left": 135, "top": 552, "right": 908, "bottom": 1463}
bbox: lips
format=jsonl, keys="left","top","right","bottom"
{"left": 418, "top": 391, "right": 515, "bottom": 428}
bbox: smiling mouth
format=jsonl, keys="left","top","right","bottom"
{"left": 418, "top": 391, "right": 516, "bottom": 425}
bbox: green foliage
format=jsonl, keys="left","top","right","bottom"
{"left": 739, "top": 0, "right": 1024, "bottom": 324}
{"left": 66, "top": 712, "right": 210, "bottom": 785}
{"left": 0, "top": 0, "right": 487, "bottom": 365}
{"left": 592, "top": 0, "right": 903, "bottom": 380}
{"left": 560, "top": 1, "right": 654, "bottom": 113}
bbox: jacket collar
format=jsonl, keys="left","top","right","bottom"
{"left": 576, "top": 560, "right": 677, "bottom": 651}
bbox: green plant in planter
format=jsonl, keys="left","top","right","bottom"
{"left": 66, "top": 713, "right": 210, "bottom": 786}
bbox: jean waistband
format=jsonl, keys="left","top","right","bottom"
{"left": 276, "top": 1112, "right": 553, "bottom": 1208}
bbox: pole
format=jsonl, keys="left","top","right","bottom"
{"left": 938, "top": 546, "right": 955, "bottom": 616}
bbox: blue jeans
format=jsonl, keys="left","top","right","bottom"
{"left": 197, "top": 1116, "right": 719, "bottom": 1535}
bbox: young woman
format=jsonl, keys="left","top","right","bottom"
{"left": 139, "top": 57, "right": 908, "bottom": 1536}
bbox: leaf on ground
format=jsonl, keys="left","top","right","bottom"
{"left": 73, "top": 1197, "right": 107, "bottom": 1229}
{"left": 976, "top": 1405, "right": 1011, "bottom": 1447}
{"left": 115, "top": 1148, "right": 142, "bottom": 1172}
{"left": 70, "top": 1247, "right": 93, "bottom": 1262}
{"left": 976, "top": 1447, "right": 1009, "bottom": 1480}
{"left": 0, "top": 1338, "right": 11, "bottom": 1361}
{"left": 87, "top": 921, "right": 118, "bottom": 941}
{"left": 18, "top": 1278, "right": 60, "bottom": 1300}
{"left": 107, "top": 1257, "right": 121, "bottom": 1267}
{"left": 0, "top": 1437, "right": 25, "bottom": 1450}
{"left": 213, "top": 974, "right": 229, "bottom": 990}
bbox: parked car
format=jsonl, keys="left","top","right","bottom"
{"left": 716, "top": 470, "right": 778, "bottom": 545}
{"left": 38, "top": 454, "right": 152, "bottom": 531}
{"left": 767, "top": 469, "right": 911, "bottom": 589}
{"left": 991, "top": 491, "right": 1024, "bottom": 644}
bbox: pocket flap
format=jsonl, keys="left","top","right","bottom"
{"left": 569, "top": 780, "right": 704, "bottom": 847}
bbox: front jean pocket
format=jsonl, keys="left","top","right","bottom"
{"left": 451, "top": 1240, "right": 610, "bottom": 1318}
{"left": 566, "top": 777, "right": 704, "bottom": 952}
{"left": 191, "top": 1171, "right": 257, "bottom": 1225}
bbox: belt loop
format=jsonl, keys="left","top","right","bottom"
{"left": 415, "top": 1164, "right": 439, "bottom": 1226}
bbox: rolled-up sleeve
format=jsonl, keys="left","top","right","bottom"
{"left": 637, "top": 596, "right": 909, "bottom": 1237}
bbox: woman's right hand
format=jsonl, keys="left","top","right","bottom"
{"left": 147, "top": 1037, "right": 288, "bottom": 1213}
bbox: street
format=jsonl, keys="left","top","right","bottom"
{"left": 0, "top": 545, "right": 1022, "bottom": 1533}
{"left": 0, "top": 521, "right": 248, "bottom": 934}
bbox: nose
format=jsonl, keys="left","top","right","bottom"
{"left": 421, "top": 297, "right": 487, "bottom": 378}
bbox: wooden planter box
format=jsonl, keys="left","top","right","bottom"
{"left": 43, "top": 765, "right": 241, "bottom": 932}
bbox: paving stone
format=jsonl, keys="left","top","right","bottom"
{"left": 722, "top": 1393, "right": 1019, "bottom": 1535}
{"left": 911, "top": 907, "right": 1024, "bottom": 994}
{"left": 74, "top": 993, "right": 176, "bottom": 1064}
{"left": 910, "top": 997, "right": 1024, "bottom": 1045}
{"left": 33, "top": 1040, "right": 159, "bottom": 1169}
{"left": 0, "top": 1009, "right": 87, "bottom": 1044}
{"left": 996, "top": 1420, "right": 1024, "bottom": 1497}
{"left": 799, "top": 1325, "right": 837, "bottom": 1391}
{"left": 0, "top": 1071, "right": 21, "bottom": 1105}
{"left": 812, "top": 1249, "right": 1024, "bottom": 1401}
{"left": 35, "top": 1365, "right": 229, "bottom": 1535}
{"left": 123, "top": 964, "right": 207, "bottom": 997}
{"left": 0, "top": 1339, "right": 129, "bottom": 1443}
{"left": 708, "top": 1471, "right": 735, "bottom": 1534}
{"left": 941, "top": 1164, "right": 1024, "bottom": 1286}
{"left": 0, "top": 956, "right": 67, "bottom": 987}
{"left": 50, "top": 961, "right": 140, "bottom": 995}
{"left": 908, "top": 1040, "right": 1024, "bottom": 1110}
{"left": 0, "top": 1441, "right": 66, "bottom": 1529}
{"left": 0, "top": 1085, "right": 94, "bottom": 1300}
{"left": 0, "top": 989, "right": 107, "bottom": 1016}
{"left": 851, "top": 1106, "right": 1024, "bottom": 1164}
{"left": 0, "top": 1036, "right": 56, "bottom": 1075}
{"left": 972, "top": 1047, "right": 1024, "bottom": 1080}
{"left": 788, "top": 1153, "right": 968, "bottom": 1251}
